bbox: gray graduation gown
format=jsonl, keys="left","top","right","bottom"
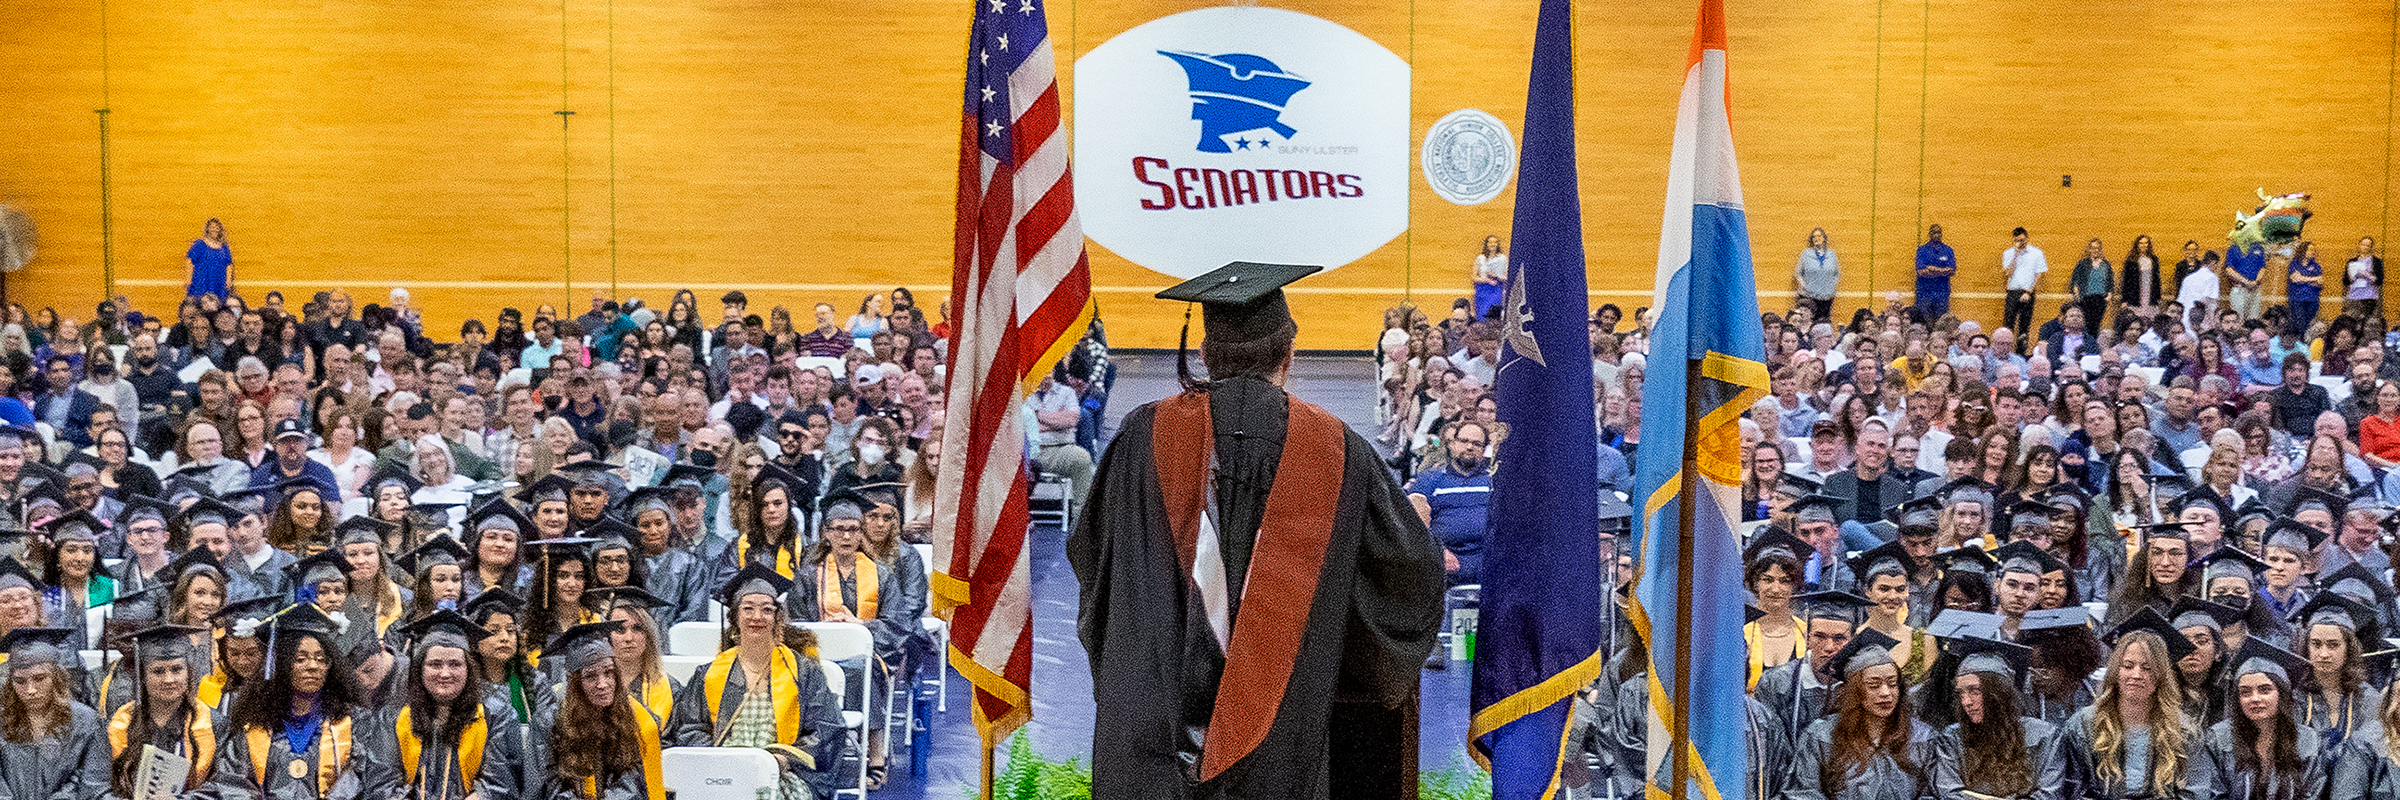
{"left": 366, "top": 698, "right": 522, "bottom": 800}
{"left": 2330, "top": 722, "right": 2397, "bottom": 800}
{"left": 1934, "top": 717, "right": 2057, "bottom": 800}
{"left": 202, "top": 712, "right": 401, "bottom": 800}
{"left": 522, "top": 694, "right": 654, "bottom": 800}
{"left": 223, "top": 549, "right": 295, "bottom": 603}
{"left": 663, "top": 653, "right": 849, "bottom": 798}
{"left": 1600, "top": 673, "right": 1788, "bottom": 800}
{"left": 641, "top": 548, "right": 710, "bottom": 626}
{"left": 787, "top": 552, "right": 925, "bottom": 665}
{"left": 2188, "top": 718, "right": 2325, "bottom": 800}
{"left": 2303, "top": 687, "right": 2382, "bottom": 751}
{"left": 1784, "top": 715, "right": 1936, "bottom": 800}
{"left": 0, "top": 702, "right": 109, "bottom": 800}
{"left": 2035, "top": 706, "right": 2201, "bottom": 800}
{"left": 1754, "top": 658, "right": 1834, "bottom": 749}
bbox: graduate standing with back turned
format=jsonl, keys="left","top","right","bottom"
{"left": 1068, "top": 262, "right": 1445, "bottom": 800}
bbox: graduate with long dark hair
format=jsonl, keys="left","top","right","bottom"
{"left": 2293, "top": 593, "right": 2383, "bottom": 750}
{"left": 1785, "top": 629, "right": 1936, "bottom": 800}
{"left": 2170, "top": 597, "right": 2243, "bottom": 727}
{"left": 533, "top": 620, "right": 661, "bottom": 800}
{"left": 2192, "top": 640, "right": 2326, "bottom": 800}
{"left": 0, "top": 628, "right": 108, "bottom": 799}
{"left": 372, "top": 609, "right": 521, "bottom": 800}
{"left": 1930, "top": 637, "right": 2054, "bottom": 800}
{"left": 106, "top": 624, "right": 221, "bottom": 798}
{"left": 204, "top": 604, "right": 398, "bottom": 799}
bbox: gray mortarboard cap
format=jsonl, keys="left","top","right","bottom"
{"left": 2150, "top": 474, "right": 2195, "bottom": 505}
{"left": 752, "top": 462, "right": 804, "bottom": 495}
{"left": 469, "top": 497, "right": 531, "bottom": 535}
{"left": 2039, "top": 483, "right": 2090, "bottom": 513}
{"left": 2288, "top": 485, "right": 2350, "bottom": 520}
{"left": 337, "top": 515, "right": 396, "bottom": 547}
{"left": 2266, "top": 517, "right": 2330, "bottom": 553}
{"left": 218, "top": 487, "right": 275, "bottom": 519}
{"left": 398, "top": 534, "right": 471, "bottom": 575}
{"left": 1774, "top": 473, "right": 1822, "bottom": 498}
{"left": 41, "top": 510, "right": 101, "bottom": 544}
{"left": 2234, "top": 498, "right": 2277, "bottom": 527}
{"left": 159, "top": 547, "right": 225, "bottom": 587}
{"left": 2104, "top": 607, "right": 2198, "bottom": 661}
{"left": 547, "top": 619, "right": 625, "bottom": 673}
{"left": 555, "top": 460, "right": 621, "bottom": 489}
{"left": 368, "top": 467, "right": 424, "bottom": 498}
{"left": 2132, "top": 520, "right": 2194, "bottom": 542}
{"left": 660, "top": 464, "right": 716, "bottom": 490}
{"left": 116, "top": 495, "right": 171, "bottom": 530}
{"left": 623, "top": 486, "right": 678, "bottom": 517}
{"left": 1847, "top": 540, "right": 1919, "bottom": 586}
{"left": 2022, "top": 605, "right": 2091, "bottom": 632}
{"left": 0, "top": 426, "right": 34, "bottom": 451}
{"left": 0, "top": 557, "right": 40, "bottom": 593}
{"left": 1888, "top": 496, "right": 1944, "bottom": 532}
{"left": 1154, "top": 262, "right": 1323, "bottom": 344}
{"left": 588, "top": 585, "right": 669, "bottom": 613}
{"left": 1933, "top": 477, "right": 1993, "bottom": 506}
{"left": 160, "top": 474, "right": 212, "bottom": 505}
{"left": 1789, "top": 493, "right": 1845, "bottom": 523}
{"left": 2366, "top": 649, "right": 2400, "bottom": 684}
{"left": 821, "top": 496, "right": 865, "bottom": 523}
{"left": 2232, "top": 638, "right": 2311, "bottom": 688}
{"left": 398, "top": 608, "right": 491, "bottom": 652}
{"left": 1828, "top": 627, "right": 1902, "bottom": 677}
{"left": 2177, "top": 488, "right": 2232, "bottom": 520}
{"left": 1744, "top": 528, "right": 1812, "bottom": 564}
{"left": 285, "top": 549, "right": 349, "bottom": 590}
{"left": 2170, "top": 596, "right": 2244, "bottom": 632}
{"left": 461, "top": 590, "right": 523, "bottom": 624}
{"left": 1991, "top": 540, "right": 2064, "bottom": 578}
{"left": 2321, "top": 563, "right": 2397, "bottom": 607}
{"left": 1926, "top": 609, "right": 2006, "bottom": 641}
{"left": 210, "top": 595, "right": 280, "bottom": 632}
{"left": 2005, "top": 500, "right": 2056, "bottom": 533}
{"left": 2198, "top": 546, "right": 2268, "bottom": 584}
{"left": 1932, "top": 545, "right": 1998, "bottom": 575}
{"left": 719, "top": 563, "right": 795, "bottom": 607}
{"left": 514, "top": 474, "right": 575, "bottom": 507}
{"left": 1795, "top": 590, "right": 1875, "bottom": 624}
{"left": 2293, "top": 591, "right": 2373, "bottom": 633}
{"left": 0, "top": 628, "right": 76, "bottom": 669}
{"left": 115, "top": 623, "right": 205, "bottom": 664}
{"left": 265, "top": 604, "right": 343, "bottom": 672}
{"left": 1950, "top": 636, "right": 2033, "bottom": 688}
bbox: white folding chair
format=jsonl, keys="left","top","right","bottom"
{"left": 1029, "top": 472, "right": 1072, "bottom": 529}
{"left": 911, "top": 543, "right": 949, "bottom": 714}
{"left": 661, "top": 747, "right": 779, "bottom": 798}
{"left": 802, "top": 621, "right": 875, "bottom": 796}
{"left": 667, "top": 621, "right": 721, "bottom": 657}
{"left": 660, "top": 654, "right": 713, "bottom": 684}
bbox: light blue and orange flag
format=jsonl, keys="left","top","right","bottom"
{"left": 1630, "top": 2, "right": 1769, "bottom": 800}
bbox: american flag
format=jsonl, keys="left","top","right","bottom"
{"left": 932, "top": 0, "right": 1091, "bottom": 753}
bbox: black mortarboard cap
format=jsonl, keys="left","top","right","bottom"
{"left": 2231, "top": 638, "right": 2312, "bottom": 687}
{"left": 1949, "top": 636, "right": 2034, "bottom": 688}
{"left": 515, "top": 474, "right": 575, "bottom": 506}
{"left": 1744, "top": 605, "right": 1766, "bottom": 624}
{"left": 177, "top": 496, "right": 239, "bottom": 530}
{"left": 397, "top": 534, "right": 471, "bottom": 575}
{"left": 468, "top": 497, "right": 533, "bottom": 536}
{"left": 624, "top": 486, "right": 679, "bottom": 516}
{"left": 589, "top": 585, "right": 669, "bottom": 612}
{"left": 2021, "top": 606, "right": 2091, "bottom": 631}
{"left": 0, "top": 557, "right": 41, "bottom": 593}
{"left": 41, "top": 509, "right": 101, "bottom": 544}
{"left": 2288, "top": 485, "right": 2350, "bottom": 520}
{"left": 1787, "top": 493, "right": 1846, "bottom": 522}
{"left": 210, "top": 595, "right": 280, "bottom": 628}
{"left": 2132, "top": 520, "right": 2194, "bottom": 541}
{"left": 0, "top": 627, "right": 76, "bottom": 669}
{"left": 217, "top": 487, "right": 274, "bottom": 519}
{"left": 114, "top": 623, "right": 205, "bottom": 664}
{"left": 718, "top": 563, "right": 795, "bottom": 607}
{"left": 2266, "top": 517, "right": 2330, "bottom": 552}
{"left": 1794, "top": 590, "right": 1874, "bottom": 623}
{"left": 2323, "top": 562, "right": 2398, "bottom": 606}
{"left": 1925, "top": 609, "right": 2005, "bottom": 641}
{"left": 546, "top": 620, "right": 625, "bottom": 673}
{"left": 2004, "top": 500, "right": 2056, "bottom": 532}
{"left": 2170, "top": 596, "right": 2246, "bottom": 631}
{"left": 2292, "top": 591, "right": 2374, "bottom": 633}
{"left": 367, "top": 466, "right": 424, "bottom": 498}
{"left": 2104, "top": 607, "right": 2197, "bottom": 661}
{"left": 1155, "top": 262, "right": 1323, "bottom": 343}
{"left": 398, "top": 609, "right": 492, "bottom": 650}
{"left": 1888, "top": 495, "right": 1944, "bottom": 531}
{"left": 1827, "top": 627, "right": 1902, "bottom": 678}
{"left": 284, "top": 549, "right": 349, "bottom": 590}
{"left": 2197, "top": 546, "right": 2269, "bottom": 585}
{"left": 159, "top": 547, "right": 225, "bottom": 587}
{"left": 660, "top": 464, "right": 716, "bottom": 490}
{"left": 1774, "top": 473, "right": 1822, "bottom": 497}
{"left": 461, "top": 589, "right": 523, "bottom": 623}
{"left": 1933, "top": 545, "right": 1999, "bottom": 575}
{"left": 1991, "top": 540, "right": 2065, "bottom": 577}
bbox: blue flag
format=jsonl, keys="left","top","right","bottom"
{"left": 1630, "top": 3, "right": 1770, "bottom": 800}
{"left": 1465, "top": 0, "right": 1601, "bottom": 795}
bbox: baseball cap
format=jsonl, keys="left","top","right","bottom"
{"left": 855, "top": 364, "right": 885, "bottom": 386}
{"left": 272, "top": 419, "right": 309, "bottom": 440}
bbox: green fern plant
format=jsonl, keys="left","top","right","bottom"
{"left": 1418, "top": 757, "right": 1493, "bottom": 800}
{"left": 963, "top": 736, "right": 1487, "bottom": 800}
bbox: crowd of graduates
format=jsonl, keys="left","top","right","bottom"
{"left": 1502, "top": 275, "right": 2400, "bottom": 800}
{"left": 0, "top": 282, "right": 1014, "bottom": 798}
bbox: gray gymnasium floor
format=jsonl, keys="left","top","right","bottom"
{"left": 889, "top": 352, "right": 1477, "bottom": 798}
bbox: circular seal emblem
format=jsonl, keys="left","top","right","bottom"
{"left": 1421, "top": 109, "right": 1515, "bottom": 206}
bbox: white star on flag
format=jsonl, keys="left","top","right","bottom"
{"left": 997, "top": 33, "right": 1009, "bottom": 51}
{"left": 986, "top": 120, "right": 1005, "bottom": 137}
{"left": 980, "top": 86, "right": 995, "bottom": 103}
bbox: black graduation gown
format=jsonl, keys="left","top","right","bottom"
{"left": 1067, "top": 379, "right": 1445, "bottom": 800}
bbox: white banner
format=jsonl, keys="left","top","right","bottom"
{"left": 1073, "top": 7, "right": 1409, "bottom": 280}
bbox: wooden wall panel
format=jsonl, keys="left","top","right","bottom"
{"left": 0, "top": 0, "right": 2393, "bottom": 348}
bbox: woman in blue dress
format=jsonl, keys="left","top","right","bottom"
{"left": 186, "top": 218, "right": 232, "bottom": 301}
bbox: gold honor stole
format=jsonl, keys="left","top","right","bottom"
{"left": 1149, "top": 391, "right": 1347, "bottom": 782}
{"left": 736, "top": 538, "right": 797, "bottom": 580}
{"left": 108, "top": 700, "right": 217, "bottom": 791}
{"left": 394, "top": 706, "right": 487, "bottom": 788}
{"left": 638, "top": 677, "right": 675, "bottom": 723}
{"left": 581, "top": 704, "right": 665, "bottom": 800}
{"left": 817, "top": 555, "right": 879, "bottom": 621}
{"left": 246, "top": 718, "right": 354, "bottom": 795}
{"left": 702, "top": 647, "right": 814, "bottom": 769}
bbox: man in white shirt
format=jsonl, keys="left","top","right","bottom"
{"left": 2000, "top": 227, "right": 2048, "bottom": 352}
{"left": 707, "top": 361, "right": 771, "bottom": 423}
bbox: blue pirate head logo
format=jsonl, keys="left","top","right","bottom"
{"left": 1157, "top": 50, "right": 1310, "bottom": 153}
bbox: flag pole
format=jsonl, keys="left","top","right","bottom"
{"left": 1669, "top": 358, "right": 1701, "bottom": 800}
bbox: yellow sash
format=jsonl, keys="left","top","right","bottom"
{"left": 246, "top": 717, "right": 354, "bottom": 795}
{"left": 395, "top": 705, "right": 487, "bottom": 789}
{"left": 108, "top": 699, "right": 216, "bottom": 791}
{"left": 1744, "top": 616, "right": 1804, "bottom": 691}
{"left": 375, "top": 585, "right": 404, "bottom": 638}
{"left": 736, "top": 537, "right": 797, "bottom": 580}
{"left": 817, "top": 555, "right": 878, "bottom": 621}
{"left": 637, "top": 676, "right": 675, "bottom": 723}
{"left": 581, "top": 704, "right": 664, "bottom": 800}
{"left": 197, "top": 670, "right": 228, "bottom": 710}
{"left": 702, "top": 648, "right": 802, "bottom": 745}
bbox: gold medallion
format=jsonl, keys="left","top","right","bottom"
{"left": 288, "top": 758, "right": 309, "bottom": 780}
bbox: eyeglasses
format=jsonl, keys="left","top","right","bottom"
{"left": 778, "top": 428, "right": 807, "bottom": 439}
